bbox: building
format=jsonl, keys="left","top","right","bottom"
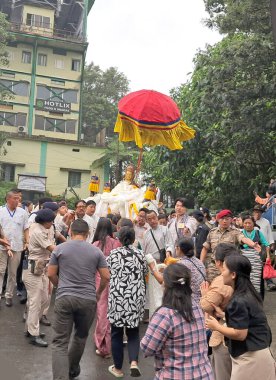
{"left": 0, "top": 0, "right": 107, "bottom": 199}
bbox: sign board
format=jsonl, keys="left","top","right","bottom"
{"left": 36, "top": 99, "right": 71, "bottom": 114}
{"left": 17, "top": 174, "right": 46, "bottom": 192}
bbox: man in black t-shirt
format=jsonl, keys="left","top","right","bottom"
{"left": 193, "top": 210, "right": 210, "bottom": 258}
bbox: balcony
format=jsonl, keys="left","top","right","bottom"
{"left": 9, "top": 22, "right": 86, "bottom": 44}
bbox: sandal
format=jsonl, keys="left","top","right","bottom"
{"left": 130, "top": 364, "right": 141, "bottom": 377}
{"left": 96, "top": 349, "right": 111, "bottom": 359}
{"left": 108, "top": 365, "right": 124, "bottom": 378}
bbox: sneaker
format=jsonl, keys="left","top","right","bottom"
{"left": 40, "top": 315, "right": 51, "bottom": 326}
{"left": 267, "top": 283, "right": 276, "bottom": 291}
{"left": 5, "top": 298, "right": 13, "bottom": 307}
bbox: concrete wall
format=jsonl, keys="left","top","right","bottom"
{"left": 2, "top": 137, "right": 105, "bottom": 199}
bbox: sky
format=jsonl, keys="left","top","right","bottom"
{"left": 86, "top": 0, "right": 221, "bottom": 95}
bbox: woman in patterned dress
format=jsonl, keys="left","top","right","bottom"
{"left": 107, "top": 226, "right": 148, "bottom": 378}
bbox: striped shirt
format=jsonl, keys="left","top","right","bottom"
{"left": 140, "top": 306, "right": 214, "bottom": 380}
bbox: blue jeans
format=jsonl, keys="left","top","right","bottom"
{"left": 111, "top": 325, "right": 140, "bottom": 370}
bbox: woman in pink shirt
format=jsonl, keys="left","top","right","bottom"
{"left": 92, "top": 217, "right": 121, "bottom": 358}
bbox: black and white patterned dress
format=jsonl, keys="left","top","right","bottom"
{"left": 107, "top": 245, "right": 148, "bottom": 328}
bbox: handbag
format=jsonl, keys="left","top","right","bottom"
{"left": 150, "top": 230, "right": 166, "bottom": 263}
{"left": 263, "top": 258, "right": 276, "bottom": 280}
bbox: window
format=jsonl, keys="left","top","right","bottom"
{"left": 1, "top": 164, "right": 15, "bottom": 182}
{"left": 55, "top": 59, "right": 64, "bottom": 69}
{"left": 22, "top": 51, "right": 32, "bottom": 64}
{"left": 37, "top": 85, "right": 50, "bottom": 99}
{"left": 0, "top": 79, "right": 29, "bottom": 96}
{"left": 26, "top": 13, "right": 51, "bottom": 28}
{"left": 68, "top": 171, "right": 81, "bottom": 188}
{"left": 66, "top": 120, "right": 76, "bottom": 133}
{"left": 71, "top": 59, "right": 81, "bottom": 72}
{"left": 0, "top": 112, "right": 27, "bottom": 127}
{"left": 37, "top": 53, "right": 47, "bottom": 66}
{"left": 34, "top": 116, "right": 76, "bottom": 134}
{"left": 14, "top": 82, "right": 29, "bottom": 96}
{"left": 35, "top": 115, "right": 44, "bottom": 130}
{"left": 63, "top": 90, "right": 78, "bottom": 103}
{"left": 53, "top": 48, "right": 67, "bottom": 56}
{"left": 36, "top": 85, "right": 78, "bottom": 104}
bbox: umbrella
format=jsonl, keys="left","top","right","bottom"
{"left": 114, "top": 89, "right": 195, "bottom": 151}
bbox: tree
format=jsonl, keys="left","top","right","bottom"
{"left": 142, "top": 1, "right": 276, "bottom": 211}
{"left": 82, "top": 63, "right": 130, "bottom": 143}
{"left": 92, "top": 136, "right": 138, "bottom": 186}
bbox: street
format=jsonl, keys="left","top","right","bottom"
{"left": 0, "top": 291, "right": 275, "bottom": 380}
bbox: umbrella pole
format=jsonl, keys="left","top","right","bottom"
{"left": 136, "top": 148, "right": 143, "bottom": 176}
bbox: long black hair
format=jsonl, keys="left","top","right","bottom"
{"left": 177, "top": 238, "right": 195, "bottom": 258}
{"left": 92, "top": 217, "right": 113, "bottom": 250}
{"left": 224, "top": 254, "right": 262, "bottom": 304}
{"left": 161, "top": 263, "right": 194, "bottom": 323}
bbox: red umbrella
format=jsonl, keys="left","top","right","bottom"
{"left": 114, "top": 89, "right": 195, "bottom": 150}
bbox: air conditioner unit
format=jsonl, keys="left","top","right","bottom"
{"left": 17, "top": 126, "right": 27, "bottom": 133}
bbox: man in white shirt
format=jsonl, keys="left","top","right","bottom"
{"left": 253, "top": 204, "right": 274, "bottom": 245}
{"left": 168, "top": 198, "right": 197, "bottom": 246}
{"left": 85, "top": 200, "right": 99, "bottom": 227}
{"left": 134, "top": 208, "right": 150, "bottom": 246}
{"left": 142, "top": 210, "right": 174, "bottom": 262}
{"left": 75, "top": 200, "right": 97, "bottom": 243}
{"left": 0, "top": 190, "right": 29, "bottom": 306}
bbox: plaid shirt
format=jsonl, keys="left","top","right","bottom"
{"left": 140, "top": 306, "right": 214, "bottom": 380}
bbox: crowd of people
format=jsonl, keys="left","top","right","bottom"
{"left": 0, "top": 186, "right": 276, "bottom": 380}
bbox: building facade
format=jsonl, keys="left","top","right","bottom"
{"left": 0, "top": 0, "right": 106, "bottom": 199}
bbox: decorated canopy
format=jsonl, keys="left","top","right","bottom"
{"left": 114, "top": 89, "right": 195, "bottom": 150}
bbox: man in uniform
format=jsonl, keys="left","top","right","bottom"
{"left": 200, "top": 209, "right": 260, "bottom": 282}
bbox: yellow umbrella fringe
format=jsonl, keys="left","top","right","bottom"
{"left": 114, "top": 114, "right": 195, "bottom": 150}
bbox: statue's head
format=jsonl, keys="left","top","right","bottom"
{"left": 124, "top": 164, "right": 136, "bottom": 182}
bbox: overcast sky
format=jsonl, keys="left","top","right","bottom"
{"left": 86, "top": 0, "right": 221, "bottom": 95}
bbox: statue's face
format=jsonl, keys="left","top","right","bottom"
{"left": 125, "top": 170, "right": 133, "bottom": 181}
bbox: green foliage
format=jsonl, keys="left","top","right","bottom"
{"left": 82, "top": 63, "right": 129, "bottom": 141}
{"left": 203, "top": 0, "right": 272, "bottom": 35}
{"left": 92, "top": 136, "right": 139, "bottom": 186}
{"left": 142, "top": 1, "right": 276, "bottom": 212}
{"left": 0, "top": 181, "right": 16, "bottom": 205}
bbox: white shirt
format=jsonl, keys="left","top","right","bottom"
{"left": 82, "top": 214, "right": 98, "bottom": 243}
{"left": 142, "top": 225, "right": 174, "bottom": 261}
{"left": 256, "top": 217, "right": 274, "bottom": 245}
{"left": 0, "top": 205, "right": 29, "bottom": 251}
{"left": 168, "top": 214, "right": 198, "bottom": 244}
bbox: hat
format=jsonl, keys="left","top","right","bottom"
{"left": 253, "top": 204, "right": 264, "bottom": 212}
{"left": 216, "top": 209, "right": 233, "bottom": 220}
{"left": 35, "top": 209, "right": 56, "bottom": 223}
{"left": 42, "top": 202, "right": 59, "bottom": 212}
{"left": 192, "top": 210, "right": 204, "bottom": 220}
{"left": 200, "top": 207, "right": 210, "bottom": 215}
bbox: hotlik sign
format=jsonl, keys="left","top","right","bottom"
{"left": 36, "top": 99, "right": 71, "bottom": 114}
